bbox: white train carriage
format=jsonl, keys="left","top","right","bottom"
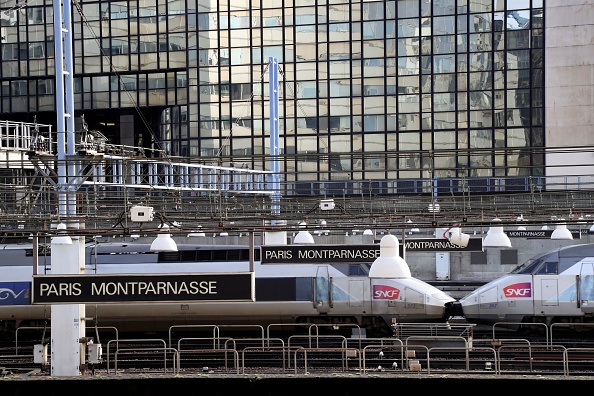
{"left": 456, "top": 243, "right": 594, "bottom": 330}
{"left": 0, "top": 235, "right": 456, "bottom": 336}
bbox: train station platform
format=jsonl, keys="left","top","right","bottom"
{"left": 2, "top": 372, "right": 593, "bottom": 396}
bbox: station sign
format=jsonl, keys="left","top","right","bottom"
{"left": 31, "top": 273, "right": 254, "bottom": 304}
{"left": 261, "top": 244, "right": 379, "bottom": 264}
{"left": 507, "top": 230, "right": 581, "bottom": 239}
{"left": 261, "top": 239, "right": 484, "bottom": 264}
{"left": 402, "top": 238, "right": 484, "bottom": 252}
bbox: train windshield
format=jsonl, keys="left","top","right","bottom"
{"left": 510, "top": 256, "right": 545, "bottom": 274}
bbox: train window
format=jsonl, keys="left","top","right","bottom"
{"left": 194, "top": 250, "right": 213, "bottom": 261}
{"left": 180, "top": 251, "right": 199, "bottom": 261}
{"left": 255, "top": 278, "right": 297, "bottom": 301}
{"left": 220, "top": 249, "right": 241, "bottom": 261}
{"left": 159, "top": 248, "right": 257, "bottom": 262}
{"left": 238, "top": 249, "right": 260, "bottom": 261}
{"left": 511, "top": 257, "right": 544, "bottom": 274}
{"left": 349, "top": 264, "right": 367, "bottom": 276}
{"left": 159, "top": 251, "right": 181, "bottom": 262}
{"left": 537, "top": 261, "right": 558, "bottom": 274}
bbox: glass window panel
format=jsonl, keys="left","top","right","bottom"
{"left": 433, "top": 0, "right": 455, "bottom": 15}
{"left": 468, "top": 32, "right": 491, "bottom": 52}
{"left": 329, "top": 3, "right": 349, "bottom": 22}
{"left": 433, "top": 54, "right": 455, "bottom": 73}
{"left": 507, "top": 128, "right": 529, "bottom": 147}
{"left": 469, "top": 91, "right": 492, "bottom": 110}
{"left": 493, "top": 90, "right": 504, "bottom": 109}
{"left": 329, "top": 23, "right": 350, "bottom": 41}
{"left": 433, "top": 35, "right": 455, "bottom": 54}
{"left": 457, "top": 111, "right": 468, "bottom": 130}
{"left": 362, "top": 2, "right": 383, "bottom": 20}
{"left": 457, "top": 92, "right": 467, "bottom": 111}
{"left": 398, "top": 18, "right": 419, "bottom": 38}
{"left": 433, "top": 74, "right": 455, "bottom": 92}
{"left": 469, "top": 14, "right": 491, "bottom": 34}
{"left": 398, "top": 57, "right": 419, "bottom": 76}
{"left": 506, "top": 9, "right": 530, "bottom": 30}
{"left": 433, "top": 112, "right": 456, "bottom": 130}
{"left": 507, "top": 0, "right": 530, "bottom": 11}
{"left": 469, "top": 110, "right": 491, "bottom": 127}
{"left": 433, "top": 15, "right": 455, "bottom": 35}
{"left": 363, "top": 58, "right": 384, "bottom": 77}
{"left": 532, "top": 88, "right": 543, "bottom": 108}
{"left": 363, "top": 21, "right": 383, "bottom": 39}
{"left": 364, "top": 99, "right": 384, "bottom": 116}
{"left": 363, "top": 78, "right": 384, "bottom": 96}
{"left": 398, "top": 94, "right": 419, "bottom": 113}
{"left": 457, "top": 14, "right": 468, "bottom": 33}
{"left": 421, "top": 113, "right": 432, "bottom": 130}
{"left": 330, "top": 80, "right": 351, "bottom": 97}
{"left": 414, "top": 36, "right": 429, "bottom": 55}
{"left": 494, "top": 109, "right": 506, "bottom": 127}
{"left": 506, "top": 50, "right": 530, "bottom": 69}
{"left": 419, "top": 56, "right": 431, "bottom": 74}
{"left": 507, "top": 88, "right": 530, "bottom": 108}
{"left": 469, "top": 71, "right": 491, "bottom": 90}
{"left": 398, "top": 0, "right": 419, "bottom": 18}
{"left": 398, "top": 114, "right": 420, "bottom": 131}
{"left": 433, "top": 93, "right": 455, "bottom": 112}
{"left": 398, "top": 75, "right": 419, "bottom": 94}
{"left": 363, "top": 41, "right": 384, "bottom": 58}
{"left": 457, "top": 72, "right": 467, "bottom": 90}
{"left": 469, "top": 52, "right": 492, "bottom": 71}
{"left": 295, "top": 44, "right": 316, "bottom": 61}
{"left": 363, "top": 115, "right": 384, "bottom": 132}
{"left": 230, "top": 48, "right": 250, "bottom": 65}
{"left": 398, "top": 37, "right": 419, "bottom": 57}
{"left": 491, "top": 51, "right": 504, "bottom": 70}
{"left": 506, "top": 29, "right": 530, "bottom": 49}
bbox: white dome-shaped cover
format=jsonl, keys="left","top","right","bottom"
{"left": 368, "top": 234, "right": 411, "bottom": 279}
{"left": 293, "top": 222, "right": 315, "bottom": 244}
{"left": 551, "top": 223, "right": 573, "bottom": 240}
{"left": 482, "top": 218, "right": 512, "bottom": 248}
{"left": 294, "top": 230, "right": 315, "bottom": 244}
{"left": 150, "top": 224, "right": 178, "bottom": 252}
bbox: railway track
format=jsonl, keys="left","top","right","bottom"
{"left": 3, "top": 325, "right": 594, "bottom": 377}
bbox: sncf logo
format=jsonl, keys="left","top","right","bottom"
{"left": 503, "top": 282, "right": 532, "bottom": 298}
{"left": 373, "top": 285, "right": 400, "bottom": 300}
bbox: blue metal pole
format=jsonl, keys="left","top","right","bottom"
{"left": 268, "top": 57, "right": 281, "bottom": 223}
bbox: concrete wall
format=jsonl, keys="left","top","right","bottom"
{"left": 545, "top": 1, "right": 594, "bottom": 178}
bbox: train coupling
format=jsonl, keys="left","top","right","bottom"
{"left": 445, "top": 301, "right": 464, "bottom": 318}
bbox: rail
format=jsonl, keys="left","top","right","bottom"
{"left": 8, "top": 323, "right": 594, "bottom": 377}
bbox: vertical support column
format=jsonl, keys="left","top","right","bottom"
{"left": 52, "top": 0, "right": 85, "bottom": 377}
{"left": 268, "top": 57, "right": 281, "bottom": 223}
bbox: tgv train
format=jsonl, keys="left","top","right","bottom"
{"left": 455, "top": 243, "right": 594, "bottom": 330}
{"left": 0, "top": 235, "right": 456, "bottom": 337}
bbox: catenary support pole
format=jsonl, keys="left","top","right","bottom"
{"left": 51, "top": 0, "right": 85, "bottom": 377}
{"left": 268, "top": 57, "right": 281, "bottom": 222}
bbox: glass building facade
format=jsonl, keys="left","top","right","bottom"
{"left": 0, "top": 0, "right": 545, "bottom": 196}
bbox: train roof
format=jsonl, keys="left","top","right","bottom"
{"left": 512, "top": 243, "right": 594, "bottom": 274}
